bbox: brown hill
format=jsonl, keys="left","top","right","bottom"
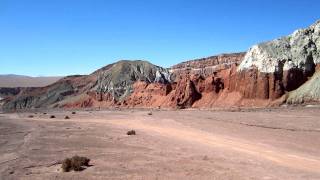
{"left": 0, "top": 75, "right": 62, "bottom": 88}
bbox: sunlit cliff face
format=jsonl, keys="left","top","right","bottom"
{"left": 238, "top": 20, "right": 320, "bottom": 74}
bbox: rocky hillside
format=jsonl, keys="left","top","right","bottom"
{"left": 0, "top": 87, "right": 23, "bottom": 107}
{"left": 2, "top": 20, "right": 320, "bottom": 111}
{"left": 2, "top": 61, "right": 171, "bottom": 110}
{"left": 92, "top": 60, "right": 171, "bottom": 101}
{"left": 2, "top": 75, "right": 95, "bottom": 110}
{"left": 125, "top": 20, "right": 320, "bottom": 108}
{"left": 238, "top": 21, "right": 320, "bottom": 74}
{"left": 236, "top": 20, "right": 320, "bottom": 100}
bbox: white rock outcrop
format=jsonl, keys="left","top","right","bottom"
{"left": 238, "top": 20, "right": 320, "bottom": 73}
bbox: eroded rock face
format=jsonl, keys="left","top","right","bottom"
{"left": 170, "top": 76, "right": 201, "bottom": 108}
{"left": 228, "top": 68, "right": 284, "bottom": 100}
{"left": 238, "top": 20, "right": 320, "bottom": 74}
{"left": 123, "top": 81, "right": 172, "bottom": 107}
{"left": 235, "top": 20, "right": 320, "bottom": 100}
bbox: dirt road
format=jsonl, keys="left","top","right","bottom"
{"left": 108, "top": 117, "right": 320, "bottom": 174}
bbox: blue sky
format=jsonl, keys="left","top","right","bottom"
{"left": 0, "top": 0, "right": 319, "bottom": 76}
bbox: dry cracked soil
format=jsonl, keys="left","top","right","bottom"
{"left": 0, "top": 107, "right": 320, "bottom": 180}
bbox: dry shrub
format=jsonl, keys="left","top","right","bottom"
{"left": 127, "top": 130, "right": 136, "bottom": 135}
{"left": 61, "top": 155, "right": 90, "bottom": 172}
{"left": 50, "top": 115, "right": 56, "bottom": 119}
{"left": 72, "top": 112, "right": 76, "bottom": 114}
{"left": 61, "top": 158, "right": 72, "bottom": 172}
{"left": 28, "top": 115, "right": 34, "bottom": 118}
{"left": 147, "top": 112, "right": 152, "bottom": 115}
{"left": 64, "top": 116, "right": 70, "bottom": 119}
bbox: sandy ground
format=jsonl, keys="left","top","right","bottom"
{"left": 0, "top": 108, "right": 320, "bottom": 180}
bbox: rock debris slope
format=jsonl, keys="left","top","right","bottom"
{"left": 287, "top": 71, "right": 320, "bottom": 104}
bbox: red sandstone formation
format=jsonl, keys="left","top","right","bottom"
{"left": 119, "top": 53, "right": 247, "bottom": 109}
{"left": 38, "top": 51, "right": 316, "bottom": 109}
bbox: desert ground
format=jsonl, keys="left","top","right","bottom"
{"left": 0, "top": 107, "right": 320, "bottom": 180}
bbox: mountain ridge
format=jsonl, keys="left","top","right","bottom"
{"left": 2, "top": 20, "right": 320, "bottom": 111}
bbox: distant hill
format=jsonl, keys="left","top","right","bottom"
{"left": 0, "top": 74, "right": 62, "bottom": 87}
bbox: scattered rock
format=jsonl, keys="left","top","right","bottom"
{"left": 50, "top": 115, "right": 56, "bottom": 119}
{"left": 203, "top": 155, "right": 209, "bottom": 161}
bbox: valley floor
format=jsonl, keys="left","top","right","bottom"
{"left": 0, "top": 108, "right": 320, "bottom": 179}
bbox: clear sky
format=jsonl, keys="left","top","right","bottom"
{"left": 0, "top": 0, "right": 319, "bottom": 76}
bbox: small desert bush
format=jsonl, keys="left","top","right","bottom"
{"left": 50, "top": 115, "right": 56, "bottom": 119}
{"left": 72, "top": 112, "right": 76, "bottom": 114}
{"left": 28, "top": 115, "right": 34, "bottom": 118}
{"left": 127, "top": 130, "right": 136, "bottom": 135}
{"left": 64, "top": 116, "right": 70, "bottom": 119}
{"left": 61, "top": 155, "right": 90, "bottom": 172}
{"left": 147, "top": 112, "right": 152, "bottom": 115}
